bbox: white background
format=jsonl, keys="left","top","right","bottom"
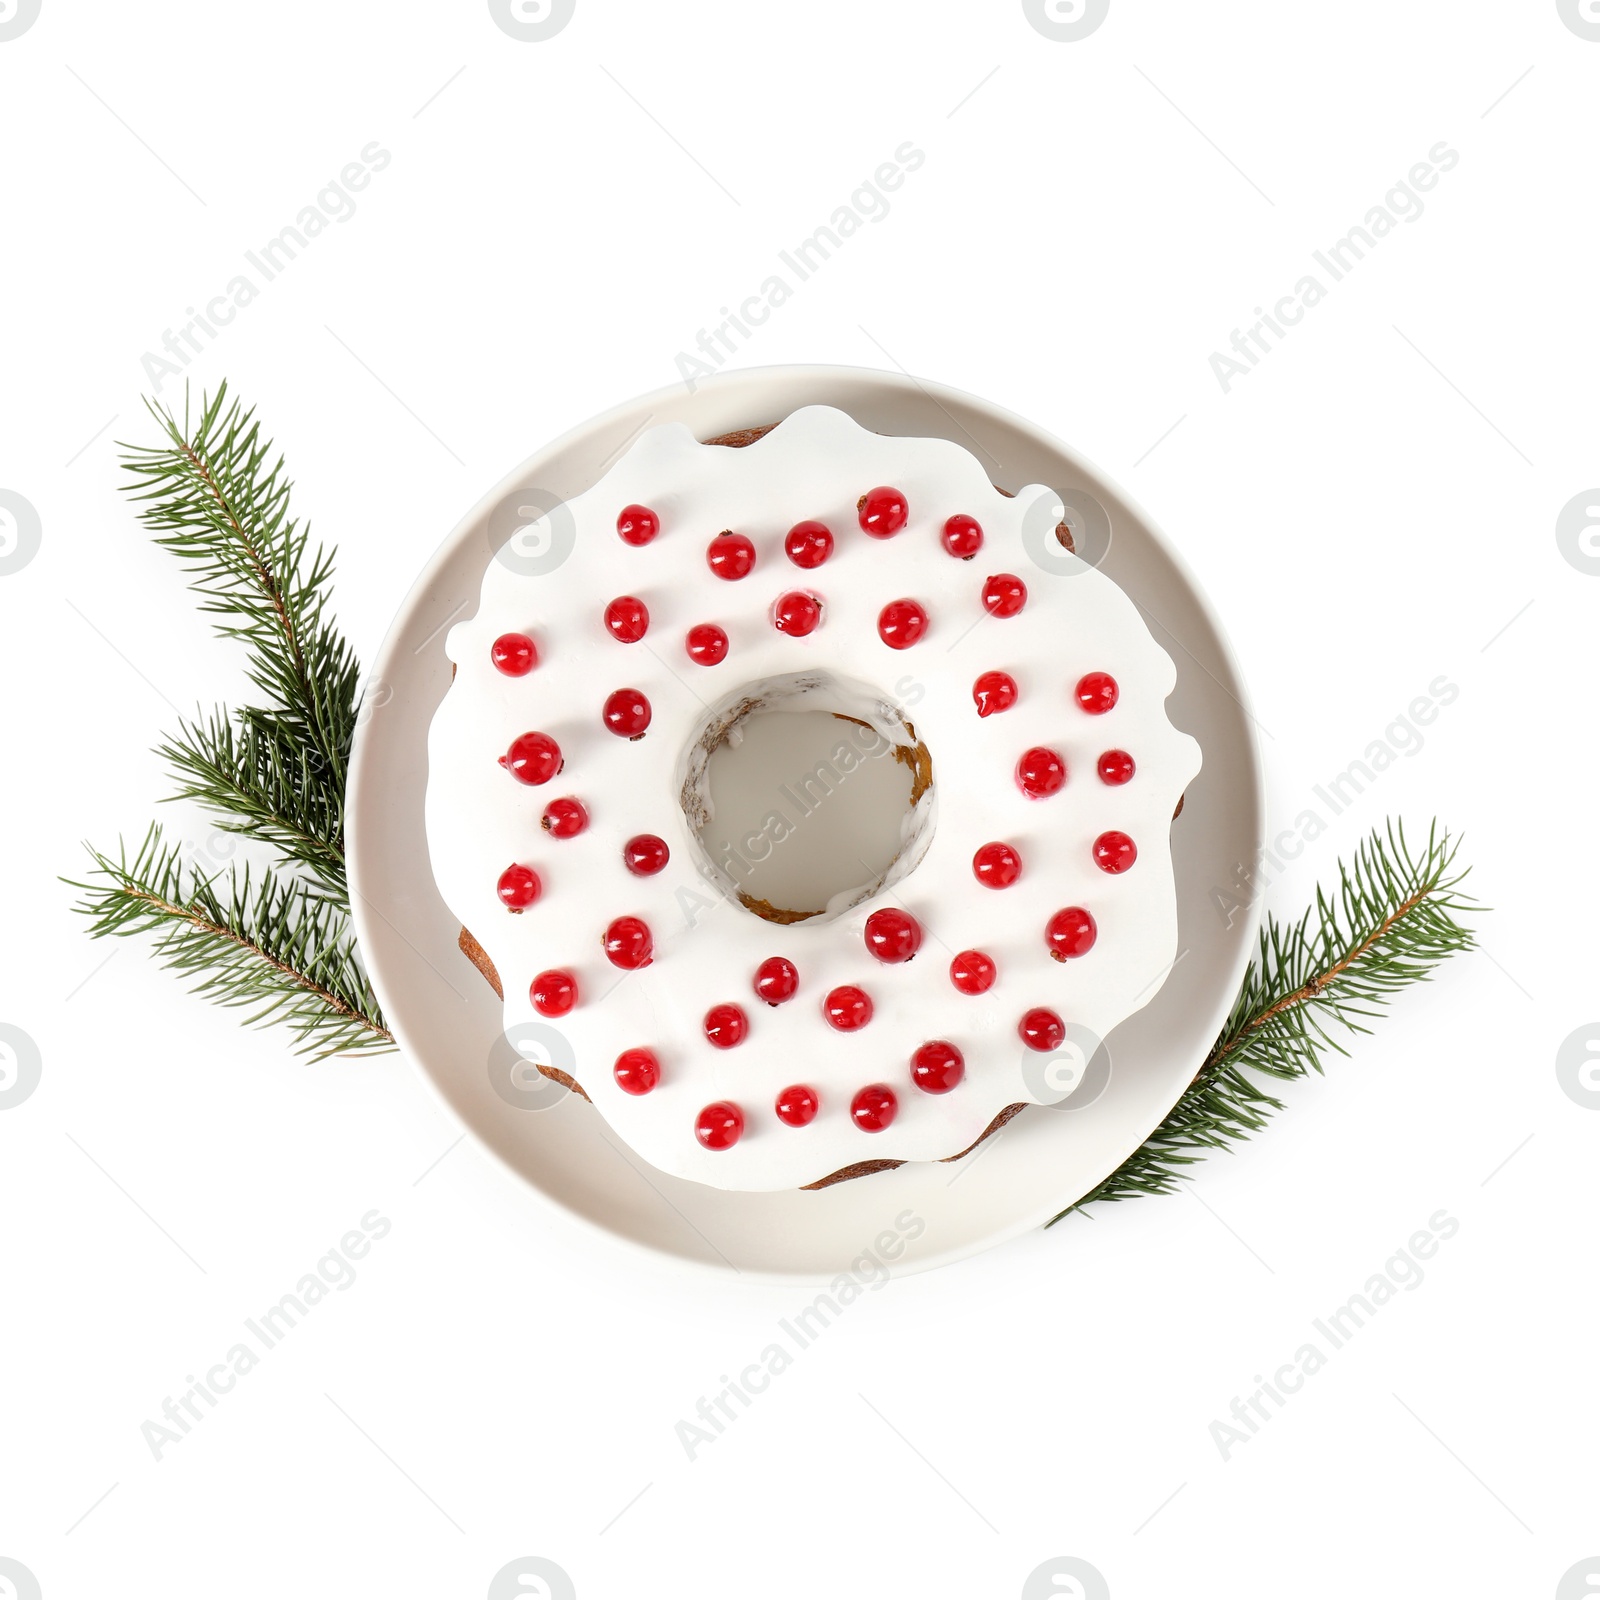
{"left": 1, "top": 2, "right": 1596, "bottom": 1597}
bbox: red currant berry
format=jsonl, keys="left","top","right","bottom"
{"left": 878, "top": 598, "right": 928, "bottom": 650}
{"left": 850, "top": 1083, "right": 898, "bottom": 1132}
{"left": 859, "top": 486, "right": 908, "bottom": 537}
{"left": 617, "top": 504, "right": 659, "bottom": 547}
{"left": 942, "top": 514, "right": 983, "bottom": 559}
{"left": 686, "top": 623, "right": 729, "bottom": 666}
{"left": 500, "top": 731, "right": 562, "bottom": 785}
{"left": 623, "top": 834, "right": 669, "bottom": 875}
{"left": 1045, "top": 906, "right": 1098, "bottom": 960}
{"left": 910, "top": 1040, "right": 965, "bottom": 1095}
{"left": 973, "top": 842, "right": 1023, "bottom": 889}
{"left": 1016, "top": 745, "right": 1066, "bottom": 798}
{"left": 603, "top": 688, "right": 652, "bottom": 738}
{"left": 707, "top": 531, "right": 755, "bottom": 580}
{"left": 785, "top": 520, "right": 833, "bottom": 569}
{"left": 604, "top": 595, "right": 649, "bottom": 643}
{"left": 982, "top": 573, "right": 1027, "bottom": 618}
{"left": 1093, "top": 830, "right": 1137, "bottom": 874}
{"left": 1076, "top": 671, "right": 1119, "bottom": 714}
{"left": 754, "top": 956, "right": 799, "bottom": 1005}
{"left": 972, "top": 671, "right": 1018, "bottom": 717}
{"left": 704, "top": 1003, "right": 749, "bottom": 1049}
{"left": 541, "top": 797, "right": 588, "bottom": 838}
{"left": 696, "top": 1100, "right": 744, "bottom": 1151}
{"left": 603, "top": 915, "right": 653, "bottom": 969}
{"left": 823, "top": 985, "right": 873, "bottom": 1032}
{"left": 950, "top": 950, "right": 997, "bottom": 995}
{"left": 614, "top": 1047, "right": 661, "bottom": 1095}
{"left": 1097, "top": 748, "right": 1136, "bottom": 786}
{"left": 771, "top": 589, "right": 823, "bottom": 637}
{"left": 530, "top": 968, "right": 577, "bottom": 1017}
{"left": 491, "top": 632, "right": 537, "bottom": 676}
{"left": 1019, "top": 1007, "right": 1066, "bottom": 1052}
{"left": 864, "top": 907, "right": 922, "bottom": 964}
{"left": 496, "top": 864, "right": 541, "bottom": 910}
{"left": 775, "top": 1084, "right": 819, "bottom": 1126}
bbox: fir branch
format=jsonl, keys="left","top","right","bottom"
{"left": 1053, "top": 821, "right": 1478, "bottom": 1221}
{"left": 68, "top": 825, "right": 393, "bottom": 1060}
{"left": 157, "top": 706, "right": 348, "bottom": 896}
{"left": 72, "top": 383, "right": 382, "bottom": 1066}
{"left": 120, "top": 383, "right": 361, "bottom": 872}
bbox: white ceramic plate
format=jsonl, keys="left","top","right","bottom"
{"left": 347, "top": 365, "right": 1263, "bottom": 1280}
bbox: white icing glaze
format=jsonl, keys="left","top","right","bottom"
{"left": 425, "top": 406, "right": 1201, "bottom": 1192}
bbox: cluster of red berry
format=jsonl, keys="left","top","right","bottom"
{"left": 480, "top": 489, "right": 1147, "bottom": 1156}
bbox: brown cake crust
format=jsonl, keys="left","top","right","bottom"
{"left": 801, "top": 1158, "right": 906, "bottom": 1190}
{"left": 798, "top": 1102, "right": 1029, "bottom": 1189}
{"left": 703, "top": 424, "right": 779, "bottom": 448}
{"left": 537, "top": 1064, "right": 590, "bottom": 1102}
{"left": 941, "top": 1099, "right": 1029, "bottom": 1159}
{"left": 458, "top": 926, "right": 502, "bottom": 999}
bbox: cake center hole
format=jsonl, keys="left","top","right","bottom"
{"left": 678, "top": 674, "right": 935, "bottom": 925}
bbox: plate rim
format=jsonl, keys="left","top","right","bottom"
{"left": 347, "top": 361, "right": 1265, "bottom": 1281}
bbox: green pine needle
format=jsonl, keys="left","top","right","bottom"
{"left": 1053, "top": 820, "right": 1479, "bottom": 1221}
{"left": 121, "top": 381, "right": 361, "bottom": 881}
{"left": 157, "top": 705, "right": 348, "bottom": 896}
{"left": 70, "top": 382, "right": 390, "bottom": 1059}
{"left": 68, "top": 825, "right": 392, "bottom": 1059}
